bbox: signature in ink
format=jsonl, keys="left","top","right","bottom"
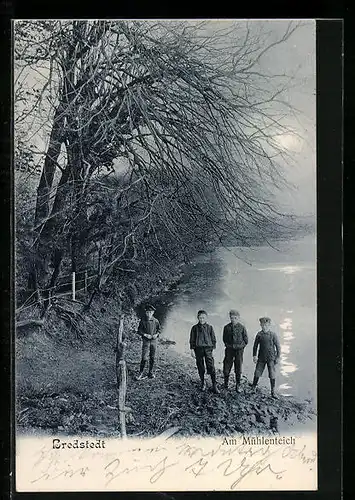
{"left": 217, "top": 453, "right": 286, "bottom": 489}
{"left": 104, "top": 456, "right": 178, "bottom": 486}
{"left": 31, "top": 461, "right": 90, "bottom": 483}
{"left": 26, "top": 437, "right": 316, "bottom": 489}
{"left": 182, "top": 444, "right": 286, "bottom": 488}
{"left": 282, "top": 444, "right": 317, "bottom": 466}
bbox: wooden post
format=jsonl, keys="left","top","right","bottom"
{"left": 84, "top": 270, "right": 88, "bottom": 293}
{"left": 98, "top": 244, "right": 102, "bottom": 277}
{"left": 118, "top": 359, "right": 127, "bottom": 438}
{"left": 72, "top": 272, "right": 76, "bottom": 301}
{"left": 116, "top": 315, "right": 127, "bottom": 438}
{"left": 117, "top": 315, "right": 124, "bottom": 347}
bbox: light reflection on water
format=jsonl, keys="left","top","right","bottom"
{"left": 258, "top": 266, "right": 297, "bottom": 273}
{"left": 279, "top": 311, "right": 298, "bottom": 395}
{"left": 258, "top": 260, "right": 308, "bottom": 397}
{"left": 156, "top": 235, "right": 316, "bottom": 404}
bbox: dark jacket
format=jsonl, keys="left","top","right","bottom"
{"left": 189, "top": 323, "right": 216, "bottom": 349}
{"left": 137, "top": 317, "right": 161, "bottom": 339}
{"left": 252, "top": 330, "right": 281, "bottom": 362}
{"left": 223, "top": 322, "right": 248, "bottom": 349}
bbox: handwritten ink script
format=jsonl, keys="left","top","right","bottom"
{"left": 16, "top": 434, "right": 317, "bottom": 491}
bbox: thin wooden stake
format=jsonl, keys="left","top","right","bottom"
{"left": 84, "top": 270, "right": 88, "bottom": 293}
{"left": 116, "top": 315, "right": 127, "bottom": 438}
{"left": 71, "top": 272, "right": 76, "bottom": 301}
{"left": 117, "top": 315, "right": 124, "bottom": 346}
{"left": 118, "top": 359, "right": 127, "bottom": 438}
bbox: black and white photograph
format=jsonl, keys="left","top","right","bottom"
{"left": 14, "top": 18, "right": 319, "bottom": 491}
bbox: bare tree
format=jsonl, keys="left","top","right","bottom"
{"left": 14, "top": 19, "right": 301, "bottom": 310}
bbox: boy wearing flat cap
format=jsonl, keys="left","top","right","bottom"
{"left": 251, "top": 317, "right": 281, "bottom": 398}
{"left": 190, "top": 310, "right": 219, "bottom": 393}
{"left": 222, "top": 310, "right": 248, "bottom": 392}
{"left": 136, "top": 304, "right": 161, "bottom": 380}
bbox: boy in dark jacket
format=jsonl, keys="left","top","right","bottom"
{"left": 190, "top": 310, "right": 219, "bottom": 393}
{"left": 222, "top": 309, "right": 248, "bottom": 392}
{"left": 251, "top": 317, "right": 281, "bottom": 398}
{"left": 136, "top": 304, "right": 161, "bottom": 380}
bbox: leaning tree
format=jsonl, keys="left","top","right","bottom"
{"left": 14, "top": 19, "right": 300, "bottom": 310}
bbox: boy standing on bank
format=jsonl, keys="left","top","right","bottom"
{"left": 136, "top": 304, "right": 161, "bottom": 380}
{"left": 251, "top": 317, "right": 281, "bottom": 398}
{"left": 190, "top": 310, "right": 219, "bottom": 394}
{"left": 222, "top": 310, "right": 248, "bottom": 393}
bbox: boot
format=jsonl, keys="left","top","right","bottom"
{"left": 211, "top": 373, "right": 220, "bottom": 394}
{"left": 251, "top": 374, "right": 259, "bottom": 392}
{"left": 140, "top": 359, "right": 146, "bottom": 373}
{"left": 199, "top": 375, "right": 205, "bottom": 391}
{"left": 136, "top": 361, "right": 147, "bottom": 380}
{"left": 236, "top": 376, "right": 241, "bottom": 393}
{"left": 148, "top": 360, "right": 155, "bottom": 379}
{"left": 270, "top": 378, "right": 277, "bottom": 398}
{"left": 224, "top": 376, "right": 229, "bottom": 389}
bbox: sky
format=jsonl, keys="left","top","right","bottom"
{"left": 258, "top": 20, "right": 316, "bottom": 217}
{"left": 200, "top": 19, "right": 316, "bottom": 217}
{"left": 246, "top": 20, "right": 316, "bottom": 217}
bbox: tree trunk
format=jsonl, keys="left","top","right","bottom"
{"left": 28, "top": 102, "right": 65, "bottom": 297}
{"left": 29, "top": 30, "right": 78, "bottom": 301}
{"left": 32, "top": 163, "right": 72, "bottom": 298}
{"left": 34, "top": 102, "right": 66, "bottom": 229}
{"left": 42, "top": 248, "right": 64, "bottom": 313}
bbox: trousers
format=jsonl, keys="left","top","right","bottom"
{"left": 140, "top": 338, "right": 157, "bottom": 373}
{"left": 254, "top": 359, "right": 276, "bottom": 379}
{"left": 194, "top": 346, "right": 215, "bottom": 378}
{"left": 223, "top": 347, "right": 244, "bottom": 383}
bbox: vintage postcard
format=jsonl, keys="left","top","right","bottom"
{"left": 14, "top": 18, "right": 319, "bottom": 492}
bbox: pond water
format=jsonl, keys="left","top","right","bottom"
{"left": 153, "top": 234, "right": 317, "bottom": 406}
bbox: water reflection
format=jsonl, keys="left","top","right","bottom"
{"left": 148, "top": 235, "right": 316, "bottom": 403}
{"left": 257, "top": 265, "right": 314, "bottom": 275}
{"left": 251, "top": 264, "right": 301, "bottom": 396}
{"left": 279, "top": 309, "right": 298, "bottom": 396}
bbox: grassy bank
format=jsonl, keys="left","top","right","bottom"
{"left": 16, "top": 293, "right": 316, "bottom": 437}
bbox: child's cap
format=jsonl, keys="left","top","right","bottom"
{"left": 145, "top": 304, "right": 156, "bottom": 312}
{"left": 197, "top": 309, "right": 207, "bottom": 316}
{"left": 259, "top": 316, "right": 271, "bottom": 324}
{"left": 229, "top": 309, "right": 240, "bottom": 316}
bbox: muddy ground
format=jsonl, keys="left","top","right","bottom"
{"left": 16, "top": 298, "right": 316, "bottom": 438}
